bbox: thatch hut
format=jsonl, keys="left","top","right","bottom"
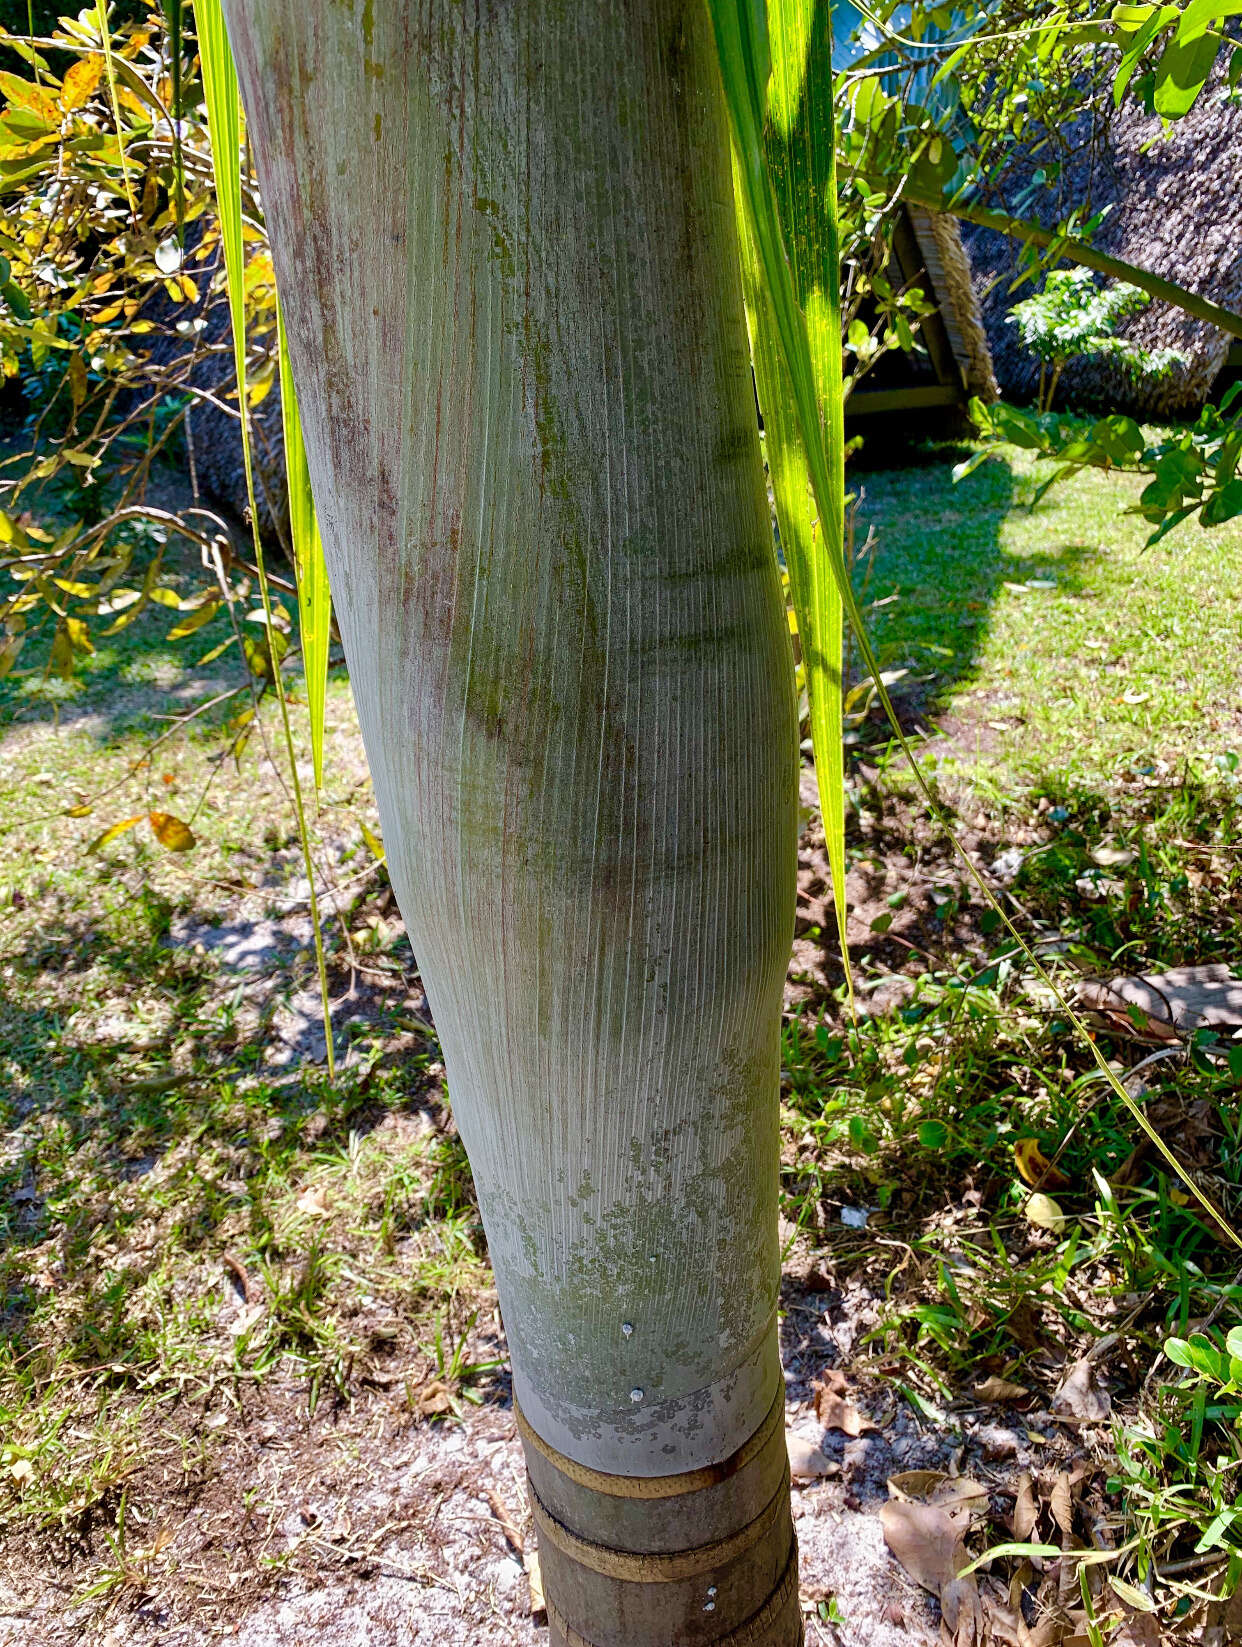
{"left": 845, "top": 204, "right": 998, "bottom": 431}
{"left": 963, "top": 80, "right": 1242, "bottom": 417}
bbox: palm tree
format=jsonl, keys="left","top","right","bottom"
{"left": 222, "top": 0, "right": 805, "bottom": 1639}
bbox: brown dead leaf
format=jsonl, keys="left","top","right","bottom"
{"left": 416, "top": 1379, "right": 453, "bottom": 1416}
{"left": 1109, "top": 1608, "right": 1160, "bottom": 1646}
{"left": 883, "top": 1497, "right": 987, "bottom": 1646}
{"left": 1048, "top": 1473, "right": 1075, "bottom": 1538}
{"left": 1052, "top": 1357, "right": 1111, "bottom": 1423}
{"left": 484, "top": 1487, "right": 524, "bottom": 1557}
{"left": 887, "top": 1472, "right": 989, "bottom": 1527}
{"left": 1223, "top": 1580, "right": 1242, "bottom": 1640}
{"left": 1079, "top": 965, "right": 1242, "bottom": 1038}
{"left": 940, "top": 1574, "right": 985, "bottom": 1646}
{"left": 881, "top": 1498, "right": 970, "bottom": 1595}
{"left": 788, "top": 1435, "right": 837, "bottom": 1479}
{"left": 1019, "top": 1617, "right": 1063, "bottom": 1647}
{"left": 974, "top": 1376, "right": 1030, "bottom": 1404}
{"left": 889, "top": 1469, "right": 953, "bottom": 1501}
{"left": 1012, "top": 1473, "right": 1039, "bottom": 1543}
{"left": 295, "top": 1184, "right": 331, "bottom": 1218}
{"left": 813, "top": 1369, "right": 873, "bottom": 1436}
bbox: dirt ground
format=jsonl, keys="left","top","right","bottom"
{"left": 0, "top": 1312, "right": 961, "bottom": 1647}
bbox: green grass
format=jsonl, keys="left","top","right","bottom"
{"left": 852, "top": 446, "right": 1242, "bottom": 793}
{"left": 3, "top": 446, "right": 1242, "bottom": 1633}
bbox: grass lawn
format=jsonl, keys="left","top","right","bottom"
{"left": 852, "top": 446, "right": 1242, "bottom": 795}
{"left": 3, "top": 447, "right": 1242, "bottom": 1641}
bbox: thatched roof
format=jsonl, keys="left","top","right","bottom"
{"left": 906, "top": 207, "right": 998, "bottom": 403}
{"left": 845, "top": 206, "right": 997, "bottom": 428}
{"left": 964, "top": 80, "right": 1242, "bottom": 417}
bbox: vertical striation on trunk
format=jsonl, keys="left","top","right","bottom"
{"left": 224, "top": 0, "right": 797, "bottom": 1486}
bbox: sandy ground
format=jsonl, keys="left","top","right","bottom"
{"left": 0, "top": 1390, "right": 940, "bottom": 1647}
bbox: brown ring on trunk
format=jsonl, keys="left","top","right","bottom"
{"left": 522, "top": 1389, "right": 799, "bottom": 1645}
{"left": 530, "top": 1463, "right": 790, "bottom": 1581}
{"left": 545, "top": 1533, "right": 803, "bottom": 1647}
{"left": 514, "top": 1381, "right": 786, "bottom": 1499}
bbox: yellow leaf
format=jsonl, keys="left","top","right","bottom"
{"left": 66, "top": 352, "right": 87, "bottom": 409}
{"left": 87, "top": 815, "right": 143, "bottom": 853}
{"left": 0, "top": 633, "right": 24, "bottom": 677}
{"left": 1024, "top": 1192, "right": 1067, "bottom": 1234}
{"left": 360, "top": 821, "right": 385, "bottom": 863}
{"left": 148, "top": 811, "right": 195, "bottom": 851}
{"left": 1013, "top": 1136, "right": 1069, "bottom": 1190}
{"left": 65, "top": 617, "right": 93, "bottom": 654}
{"left": 64, "top": 802, "right": 92, "bottom": 818}
{"left": 167, "top": 601, "right": 220, "bottom": 639}
{"left": 0, "top": 71, "right": 59, "bottom": 119}
{"left": 48, "top": 625, "right": 74, "bottom": 678}
{"left": 60, "top": 56, "right": 103, "bottom": 111}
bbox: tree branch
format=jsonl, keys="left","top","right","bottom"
{"left": 902, "top": 184, "right": 1242, "bottom": 341}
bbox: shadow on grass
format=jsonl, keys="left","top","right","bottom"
{"left": 0, "top": 884, "right": 451, "bottom": 1374}
{"left": 845, "top": 447, "right": 1097, "bottom": 725}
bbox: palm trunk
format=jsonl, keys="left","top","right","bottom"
{"left": 224, "top": 2, "right": 801, "bottom": 1639}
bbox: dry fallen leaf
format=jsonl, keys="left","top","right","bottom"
{"left": 1080, "top": 964, "right": 1242, "bottom": 1037}
{"left": 888, "top": 1471, "right": 989, "bottom": 1518}
{"left": 1052, "top": 1357, "right": 1111, "bottom": 1422}
{"left": 880, "top": 1498, "right": 969, "bottom": 1594}
{"left": 227, "top": 1302, "right": 266, "bottom": 1338}
{"left": 974, "top": 1375, "right": 1030, "bottom": 1404}
{"left": 8, "top": 1458, "right": 33, "bottom": 1487}
{"left": 1110, "top": 1617, "right": 1160, "bottom": 1647}
{"left": 787, "top": 1435, "right": 837, "bottom": 1479}
{"left": 296, "top": 1185, "right": 331, "bottom": 1218}
{"left": 1048, "top": 1472, "right": 1075, "bottom": 1538}
{"left": 813, "top": 1369, "right": 874, "bottom": 1436}
{"left": 1025, "top": 1192, "right": 1067, "bottom": 1234}
{"left": 881, "top": 1498, "right": 984, "bottom": 1647}
{"left": 889, "top": 1469, "right": 953, "bottom": 1501}
{"left": 416, "top": 1379, "right": 453, "bottom": 1416}
{"left": 1011, "top": 1473, "right": 1038, "bottom": 1543}
{"left": 940, "top": 1574, "right": 985, "bottom": 1646}
{"left": 1014, "top": 1138, "right": 1069, "bottom": 1191}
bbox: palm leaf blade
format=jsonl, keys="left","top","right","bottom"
{"left": 278, "top": 304, "right": 332, "bottom": 792}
